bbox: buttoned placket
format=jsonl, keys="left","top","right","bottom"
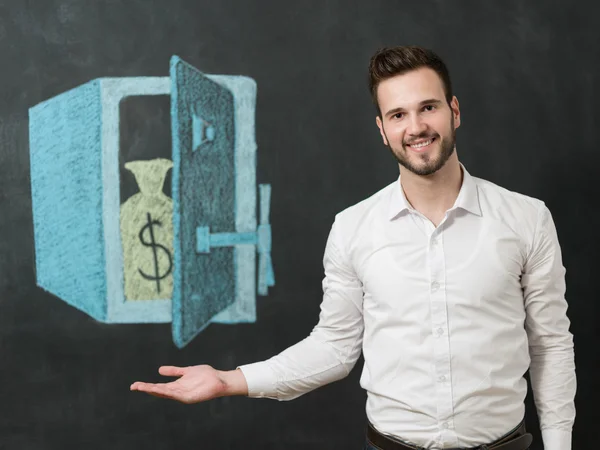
{"left": 417, "top": 210, "right": 458, "bottom": 448}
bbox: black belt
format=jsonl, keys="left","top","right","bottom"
{"left": 366, "top": 419, "right": 533, "bottom": 450}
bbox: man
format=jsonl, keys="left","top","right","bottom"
{"left": 130, "top": 46, "right": 576, "bottom": 450}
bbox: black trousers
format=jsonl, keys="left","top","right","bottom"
{"left": 363, "top": 418, "right": 532, "bottom": 450}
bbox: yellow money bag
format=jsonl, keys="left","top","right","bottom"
{"left": 120, "top": 158, "right": 174, "bottom": 301}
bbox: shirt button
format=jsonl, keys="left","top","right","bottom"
{"left": 431, "top": 281, "right": 440, "bottom": 292}
{"left": 436, "top": 327, "right": 444, "bottom": 336}
{"left": 442, "top": 422, "right": 449, "bottom": 429}
{"left": 438, "top": 375, "right": 446, "bottom": 382}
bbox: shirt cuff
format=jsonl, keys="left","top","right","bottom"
{"left": 237, "top": 361, "right": 279, "bottom": 399}
{"left": 541, "top": 428, "right": 572, "bottom": 450}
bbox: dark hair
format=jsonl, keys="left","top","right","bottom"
{"left": 368, "top": 45, "right": 453, "bottom": 115}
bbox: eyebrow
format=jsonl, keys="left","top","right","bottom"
{"left": 384, "top": 99, "right": 443, "bottom": 118}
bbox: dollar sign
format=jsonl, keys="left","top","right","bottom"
{"left": 138, "top": 212, "right": 173, "bottom": 293}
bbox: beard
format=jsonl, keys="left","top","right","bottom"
{"left": 385, "top": 115, "right": 456, "bottom": 176}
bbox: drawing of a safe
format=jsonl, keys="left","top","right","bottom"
{"left": 29, "top": 55, "right": 275, "bottom": 348}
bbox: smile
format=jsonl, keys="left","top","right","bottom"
{"left": 407, "top": 137, "right": 436, "bottom": 152}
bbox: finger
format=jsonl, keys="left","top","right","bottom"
{"left": 130, "top": 381, "right": 172, "bottom": 391}
{"left": 130, "top": 383, "right": 192, "bottom": 403}
{"left": 130, "top": 381, "right": 155, "bottom": 391}
{"left": 142, "top": 389, "right": 178, "bottom": 401}
{"left": 158, "top": 366, "right": 186, "bottom": 377}
{"left": 130, "top": 382, "right": 175, "bottom": 397}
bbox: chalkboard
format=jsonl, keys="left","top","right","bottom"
{"left": 0, "top": 0, "right": 597, "bottom": 449}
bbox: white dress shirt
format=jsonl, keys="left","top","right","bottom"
{"left": 239, "top": 163, "right": 576, "bottom": 449}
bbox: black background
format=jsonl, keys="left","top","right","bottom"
{"left": 0, "top": 1, "right": 597, "bottom": 449}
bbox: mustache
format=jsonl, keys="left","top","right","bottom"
{"left": 405, "top": 135, "right": 437, "bottom": 145}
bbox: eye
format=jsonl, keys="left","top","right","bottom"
{"left": 392, "top": 112, "right": 403, "bottom": 119}
{"left": 424, "top": 105, "right": 436, "bottom": 111}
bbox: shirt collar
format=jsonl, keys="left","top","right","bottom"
{"left": 387, "top": 162, "right": 482, "bottom": 220}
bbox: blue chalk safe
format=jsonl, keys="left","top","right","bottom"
{"left": 29, "top": 55, "right": 275, "bottom": 348}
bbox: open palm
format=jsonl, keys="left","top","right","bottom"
{"left": 130, "top": 365, "right": 227, "bottom": 404}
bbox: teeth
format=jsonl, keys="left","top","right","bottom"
{"left": 409, "top": 139, "right": 433, "bottom": 148}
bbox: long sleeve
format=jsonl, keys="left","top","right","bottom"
{"left": 238, "top": 217, "right": 365, "bottom": 400}
{"left": 522, "top": 204, "right": 576, "bottom": 450}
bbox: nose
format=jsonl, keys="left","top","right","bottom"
{"left": 406, "top": 114, "right": 428, "bottom": 138}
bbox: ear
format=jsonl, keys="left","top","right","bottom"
{"left": 375, "top": 116, "right": 389, "bottom": 146}
{"left": 450, "top": 96, "right": 461, "bottom": 129}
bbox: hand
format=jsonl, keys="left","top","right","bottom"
{"left": 130, "top": 365, "right": 248, "bottom": 403}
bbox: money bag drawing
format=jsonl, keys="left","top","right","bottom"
{"left": 28, "top": 55, "right": 275, "bottom": 348}
{"left": 121, "top": 158, "right": 175, "bottom": 301}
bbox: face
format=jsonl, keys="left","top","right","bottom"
{"left": 375, "top": 67, "right": 461, "bottom": 176}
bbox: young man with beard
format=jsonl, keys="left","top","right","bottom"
{"left": 131, "top": 46, "right": 576, "bottom": 450}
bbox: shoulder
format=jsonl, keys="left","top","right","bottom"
{"left": 472, "top": 175, "right": 550, "bottom": 237}
{"left": 475, "top": 175, "right": 545, "bottom": 210}
{"left": 332, "top": 180, "right": 396, "bottom": 233}
{"left": 320, "top": 180, "right": 397, "bottom": 263}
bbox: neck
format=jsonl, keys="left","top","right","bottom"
{"left": 399, "top": 153, "right": 463, "bottom": 217}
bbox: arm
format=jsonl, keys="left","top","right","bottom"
{"left": 131, "top": 217, "right": 365, "bottom": 402}
{"left": 522, "top": 204, "right": 576, "bottom": 450}
{"left": 238, "top": 216, "right": 365, "bottom": 400}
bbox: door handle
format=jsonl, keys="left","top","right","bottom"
{"left": 196, "top": 184, "right": 274, "bottom": 295}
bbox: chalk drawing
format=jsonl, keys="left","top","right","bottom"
{"left": 29, "top": 55, "right": 274, "bottom": 348}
